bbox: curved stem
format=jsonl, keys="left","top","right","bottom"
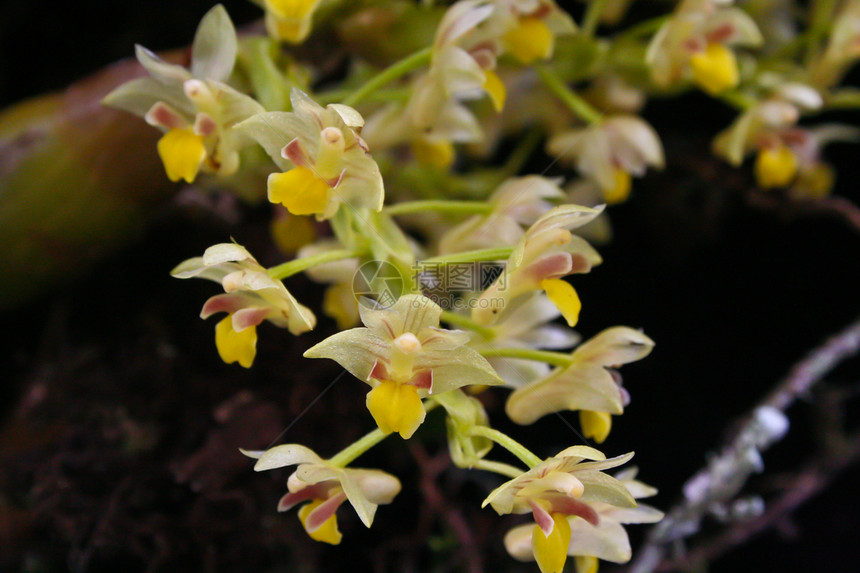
{"left": 421, "top": 247, "right": 513, "bottom": 265}
{"left": 805, "top": 0, "right": 838, "bottom": 67}
{"left": 342, "top": 46, "right": 433, "bottom": 107}
{"left": 328, "top": 428, "right": 388, "bottom": 468}
{"left": 328, "top": 401, "right": 439, "bottom": 467}
{"left": 268, "top": 248, "right": 363, "bottom": 280}
{"left": 535, "top": 64, "right": 603, "bottom": 125}
{"left": 471, "top": 459, "right": 526, "bottom": 479}
{"left": 467, "top": 426, "right": 542, "bottom": 468}
{"left": 439, "top": 310, "right": 496, "bottom": 340}
{"left": 581, "top": 0, "right": 607, "bottom": 39}
{"left": 720, "top": 90, "right": 756, "bottom": 111}
{"left": 385, "top": 200, "right": 493, "bottom": 217}
{"left": 613, "top": 14, "right": 669, "bottom": 43}
{"left": 479, "top": 347, "right": 574, "bottom": 368}
{"left": 317, "top": 86, "right": 411, "bottom": 106}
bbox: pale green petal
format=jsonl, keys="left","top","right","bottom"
{"left": 235, "top": 111, "right": 312, "bottom": 171}
{"left": 576, "top": 469, "right": 638, "bottom": 508}
{"left": 505, "top": 366, "right": 624, "bottom": 425}
{"left": 202, "top": 243, "right": 254, "bottom": 265}
{"left": 482, "top": 478, "right": 519, "bottom": 512}
{"left": 349, "top": 469, "right": 402, "bottom": 506}
{"left": 419, "top": 346, "right": 504, "bottom": 394}
{"left": 337, "top": 470, "right": 378, "bottom": 528}
{"left": 511, "top": 205, "right": 603, "bottom": 267}
{"left": 602, "top": 503, "right": 664, "bottom": 524}
{"left": 135, "top": 45, "right": 192, "bottom": 85}
{"left": 253, "top": 444, "right": 324, "bottom": 471}
{"left": 555, "top": 445, "right": 607, "bottom": 462}
{"left": 715, "top": 8, "right": 764, "bottom": 47}
{"left": 504, "top": 523, "right": 536, "bottom": 562}
{"left": 358, "top": 294, "right": 442, "bottom": 338}
{"left": 567, "top": 517, "right": 632, "bottom": 563}
{"left": 209, "top": 82, "right": 266, "bottom": 128}
{"left": 285, "top": 299, "right": 317, "bottom": 334}
{"left": 572, "top": 327, "right": 655, "bottom": 368}
{"left": 102, "top": 77, "right": 193, "bottom": 119}
{"left": 170, "top": 256, "right": 237, "bottom": 283}
{"left": 328, "top": 104, "right": 365, "bottom": 129}
{"left": 303, "top": 328, "right": 388, "bottom": 383}
{"left": 171, "top": 256, "right": 208, "bottom": 278}
{"left": 191, "top": 4, "right": 238, "bottom": 82}
{"left": 567, "top": 452, "right": 635, "bottom": 474}
{"left": 294, "top": 463, "right": 341, "bottom": 485}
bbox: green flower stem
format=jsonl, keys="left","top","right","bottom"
{"left": 329, "top": 401, "right": 439, "bottom": 467}
{"left": 328, "top": 428, "right": 388, "bottom": 468}
{"left": 613, "top": 14, "right": 669, "bottom": 43}
{"left": 535, "top": 64, "right": 603, "bottom": 125}
{"left": 581, "top": 0, "right": 607, "bottom": 39}
{"left": 806, "top": 0, "right": 838, "bottom": 65}
{"left": 341, "top": 46, "right": 433, "bottom": 107}
{"left": 421, "top": 247, "right": 514, "bottom": 265}
{"left": 439, "top": 311, "right": 496, "bottom": 340}
{"left": 384, "top": 200, "right": 493, "bottom": 217}
{"left": 472, "top": 459, "right": 526, "bottom": 479}
{"left": 268, "top": 248, "right": 364, "bottom": 280}
{"left": 467, "top": 426, "right": 542, "bottom": 468}
{"left": 720, "top": 90, "right": 756, "bottom": 111}
{"left": 317, "top": 87, "right": 411, "bottom": 106}
{"left": 479, "top": 347, "right": 574, "bottom": 368}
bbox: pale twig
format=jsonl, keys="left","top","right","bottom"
{"left": 660, "top": 425, "right": 860, "bottom": 571}
{"left": 628, "top": 315, "right": 860, "bottom": 573}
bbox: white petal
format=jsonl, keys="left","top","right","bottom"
{"left": 253, "top": 444, "right": 324, "bottom": 471}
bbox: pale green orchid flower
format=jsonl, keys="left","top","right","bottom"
{"left": 483, "top": 446, "right": 637, "bottom": 573}
{"left": 245, "top": 444, "right": 401, "bottom": 545}
{"left": 237, "top": 89, "right": 384, "bottom": 220}
{"left": 172, "top": 243, "right": 316, "bottom": 367}
{"left": 503, "top": 467, "right": 664, "bottom": 573}
{"left": 505, "top": 327, "right": 654, "bottom": 442}
{"left": 104, "top": 5, "right": 264, "bottom": 183}
{"left": 472, "top": 205, "right": 603, "bottom": 328}
{"left": 438, "top": 176, "right": 565, "bottom": 255}
{"left": 305, "top": 294, "right": 503, "bottom": 438}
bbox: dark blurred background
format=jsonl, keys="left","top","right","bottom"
{"left": 2, "top": 1, "right": 859, "bottom": 572}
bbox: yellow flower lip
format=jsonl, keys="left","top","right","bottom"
{"left": 215, "top": 314, "right": 257, "bottom": 368}
{"left": 531, "top": 512, "right": 572, "bottom": 573}
{"left": 580, "top": 410, "right": 613, "bottom": 443}
{"left": 268, "top": 166, "right": 331, "bottom": 216}
{"left": 540, "top": 279, "right": 582, "bottom": 328}
{"left": 298, "top": 497, "right": 343, "bottom": 545}
{"left": 411, "top": 138, "right": 456, "bottom": 170}
{"left": 689, "top": 42, "right": 739, "bottom": 95}
{"left": 755, "top": 145, "right": 798, "bottom": 189}
{"left": 266, "top": 0, "right": 319, "bottom": 19}
{"left": 505, "top": 16, "right": 555, "bottom": 64}
{"left": 366, "top": 379, "right": 426, "bottom": 439}
{"left": 157, "top": 127, "right": 206, "bottom": 183}
{"left": 483, "top": 69, "right": 507, "bottom": 112}
{"left": 604, "top": 169, "right": 632, "bottom": 205}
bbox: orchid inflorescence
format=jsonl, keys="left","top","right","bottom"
{"left": 105, "top": 1, "right": 860, "bottom": 571}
